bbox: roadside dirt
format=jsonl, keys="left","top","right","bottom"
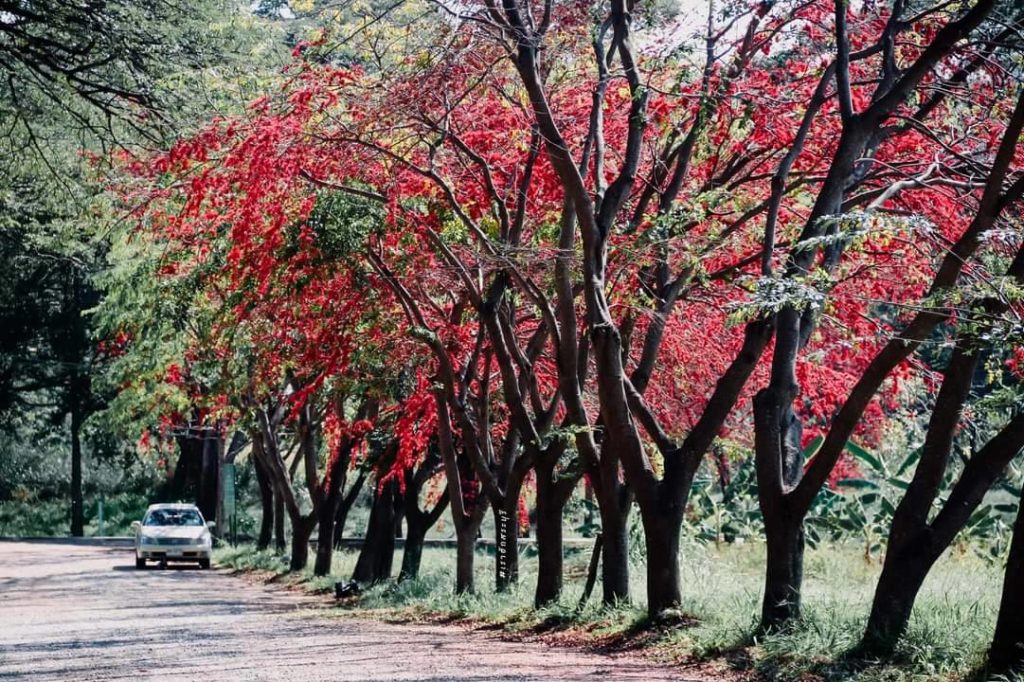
{"left": 0, "top": 541, "right": 742, "bottom": 681}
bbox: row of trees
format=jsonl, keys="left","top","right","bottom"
{"left": 95, "top": 0, "right": 1023, "bottom": 673}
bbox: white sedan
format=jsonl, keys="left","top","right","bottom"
{"left": 132, "top": 503, "right": 213, "bottom": 569}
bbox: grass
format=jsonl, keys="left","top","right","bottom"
{"left": 214, "top": 537, "right": 1006, "bottom": 681}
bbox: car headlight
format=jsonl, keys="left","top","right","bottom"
{"left": 140, "top": 535, "right": 157, "bottom": 545}
{"left": 197, "top": 533, "right": 212, "bottom": 546}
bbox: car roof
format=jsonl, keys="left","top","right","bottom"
{"left": 146, "top": 503, "right": 201, "bottom": 511}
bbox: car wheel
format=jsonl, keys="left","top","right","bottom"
{"left": 135, "top": 556, "right": 146, "bottom": 569}
{"left": 199, "top": 558, "right": 211, "bottom": 570}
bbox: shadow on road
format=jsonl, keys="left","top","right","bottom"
{"left": 111, "top": 564, "right": 205, "bottom": 572}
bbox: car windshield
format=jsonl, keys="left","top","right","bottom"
{"left": 143, "top": 509, "right": 204, "bottom": 527}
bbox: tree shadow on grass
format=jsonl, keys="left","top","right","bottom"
{"left": 687, "top": 632, "right": 757, "bottom": 676}
{"left": 689, "top": 626, "right": 900, "bottom": 680}
{"left": 962, "top": 660, "right": 1024, "bottom": 682}
{"left": 755, "top": 642, "right": 920, "bottom": 682}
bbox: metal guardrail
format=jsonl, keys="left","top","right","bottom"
{"left": 0, "top": 536, "right": 134, "bottom": 547}
{"left": 325, "top": 537, "right": 598, "bottom": 549}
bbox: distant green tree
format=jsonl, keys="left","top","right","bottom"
{"left": 0, "top": 0, "right": 288, "bottom": 535}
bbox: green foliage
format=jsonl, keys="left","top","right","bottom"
{"left": 0, "top": 490, "right": 155, "bottom": 537}
{"left": 0, "top": 0, "right": 290, "bottom": 535}
{"left": 727, "top": 274, "right": 829, "bottom": 325}
{"left": 681, "top": 432, "right": 1019, "bottom": 565}
{"left": 306, "top": 191, "right": 386, "bottom": 263}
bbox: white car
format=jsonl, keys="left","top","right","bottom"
{"left": 132, "top": 503, "right": 214, "bottom": 569}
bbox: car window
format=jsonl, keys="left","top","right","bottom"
{"left": 143, "top": 509, "right": 204, "bottom": 526}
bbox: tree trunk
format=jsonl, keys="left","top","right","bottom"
{"left": 394, "top": 500, "right": 405, "bottom": 539}
{"left": 352, "top": 480, "right": 397, "bottom": 584}
{"left": 990, "top": 482, "right": 1024, "bottom": 672}
{"left": 289, "top": 516, "right": 315, "bottom": 571}
{"left": 534, "top": 473, "right": 565, "bottom": 606}
{"left": 69, "top": 389, "right": 84, "bottom": 537}
{"left": 197, "top": 431, "right": 219, "bottom": 521}
{"left": 313, "top": 494, "right": 339, "bottom": 577}
{"left": 598, "top": 490, "right": 630, "bottom": 604}
{"left": 253, "top": 454, "right": 274, "bottom": 550}
{"left": 215, "top": 433, "right": 227, "bottom": 535}
{"left": 398, "top": 465, "right": 448, "bottom": 582}
{"left": 455, "top": 522, "right": 478, "bottom": 594}
{"left": 333, "top": 469, "right": 367, "bottom": 549}
{"left": 400, "top": 513, "right": 429, "bottom": 582}
{"left": 493, "top": 501, "right": 520, "bottom": 592}
{"left": 861, "top": 548, "right": 932, "bottom": 654}
{"left": 760, "top": 516, "right": 805, "bottom": 631}
{"left": 313, "top": 441, "right": 357, "bottom": 577}
{"left": 861, "top": 347, "right": 985, "bottom": 652}
{"left": 274, "top": 489, "right": 286, "bottom": 553}
{"left": 643, "top": 508, "right": 682, "bottom": 616}
{"left": 754, "top": 385, "right": 806, "bottom": 632}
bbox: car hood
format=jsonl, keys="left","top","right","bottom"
{"left": 139, "top": 526, "right": 207, "bottom": 539}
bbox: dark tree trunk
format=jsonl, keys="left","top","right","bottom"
{"left": 990, "top": 480, "right": 1024, "bottom": 672}
{"left": 314, "top": 436, "right": 359, "bottom": 577}
{"left": 455, "top": 522, "right": 478, "bottom": 594}
{"left": 860, "top": 411, "right": 1024, "bottom": 655}
{"left": 493, "top": 500, "right": 520, "bottom": 592}
{"left": 400, "top": 514, "right": 429, "bottom": 582}
{"left": 861, "top": 549, "right": 933, "bottom": 654}
{"left": 253, "top": 454, "right": 274, "bottom": 551}
{"left": 313, "top": 495, "right": 339, "bottom": 577}
{"left": 394, "top": 501, "right": 405, "bottom": 539}
{"left": 333, "top": 469, "right": 367, "bottom": 549}
{"left": 69, "top": 388, "right": 84, "bottom": 537}
{"left": 170, "top": 441, "right": 190, "bottom": 500}
{"left": 642, "top": 508, "right": 683, "bottom": 615}
{"left": 274, "top": 489, "right": 286, "bottom": 553}
{"left": 860, "top": 346, "right": 984, "bottom": 652}
{"left": 598, "top": 489, "right": 630, "bottom": 605}
{"left": 754, "top": 384, "right": 807, "bottom": 632}
{"left": 289, "top": 517, "right": 315, "bottom": 571}
{"left": 352, "top": 480, "right": 398, "bottom": 584}
{"left": 534, "top": 470, "right": 566, "bottom": 606}
{"left": 760, "top": 517, "right": 805, "bottom": 631}
{"left": 399, "top": 464, "right": 448, "bottom": 582}
{"left": 492, "top": 471, "right": 527, "bottom": 593}
{"left": 197, "top": 431, "right": 219, "bottom": 521}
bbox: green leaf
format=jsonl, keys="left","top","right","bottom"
{"left": 880, "top": 498, "right": 896, "bottom": 516}
{"left": 802, "top": 434, "right": 824, "bottom": 459}
{"left": 845, "top": 440, "right": 884, "bottom": 474}
{"left": 836, "top": 477, "right": 879, "bottom": 490}
{"left": 894, "top": 447, "right": 923, "bottom": 477}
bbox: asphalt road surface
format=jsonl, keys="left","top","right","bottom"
{"left": 0, "top": 541, "right": 705, "bottom": 681}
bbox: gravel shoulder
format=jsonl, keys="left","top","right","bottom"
{"left": 0, "top": 541, "right": 731, "bottom": 681}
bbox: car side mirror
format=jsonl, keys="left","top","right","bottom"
{"left": 206, "top": 521, "right": 216, "bottom": 532}
{"left": 131, "top": 521, "right": 141, "bottom": 532}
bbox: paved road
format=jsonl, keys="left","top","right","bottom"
{"left": 0, "top": 541, "right": 702, "bottom": 681}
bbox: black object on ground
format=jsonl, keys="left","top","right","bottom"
{"left": 335, "top": 580, "right": 361, "bottom": 599}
